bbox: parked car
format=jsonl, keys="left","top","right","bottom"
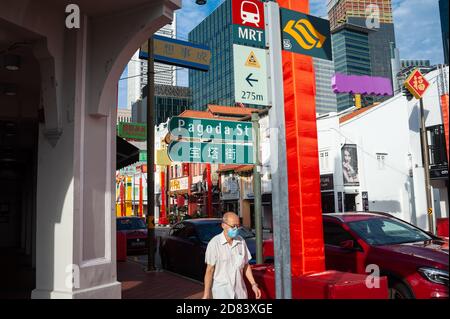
{"left": 263, "top": 212, "right": 449, "bottom": 299}
{"left": 159, "top": 218, "right": 259, "bottom": 281}
{"left": 116, "top": 216, "right": 148, "bottom": 254}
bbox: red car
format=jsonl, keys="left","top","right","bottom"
{"left": 263, "top": 212, "right": 448, "bottom": 299}
{"left": 116, "top": 216, "right": 148, "bottom": 254}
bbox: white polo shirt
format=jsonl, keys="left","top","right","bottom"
{"left": 205, "top": 232, "right": 252, "bottom": 299}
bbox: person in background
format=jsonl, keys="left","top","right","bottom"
{"left": 202, "top": 212, "right": 261, "bottom": 299}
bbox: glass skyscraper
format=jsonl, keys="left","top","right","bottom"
{"left": 440, "top": 0, "right": 449, "bottom": 65}
{"left": 189, "top": 0, "right": 234, "bottom": 110}
{"left": 332, "top": 24, "right": 372, "bottom": 111}
{"left": 328, "top": 0, "right": 396, "bottom": 111}
{"left": 314, "top": 58, "right": 338, "bottom": 114}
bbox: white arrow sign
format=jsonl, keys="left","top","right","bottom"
{"left": 233, "top": 44, "right": 270, "bottom": 106}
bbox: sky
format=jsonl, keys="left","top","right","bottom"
{"left": 174, "top": 0, "right": 445, "bottom": 87}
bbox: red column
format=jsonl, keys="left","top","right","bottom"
{"left": 278, "top": 0, "right": 325, "bottom": 277}
{"left": 206, "top": 164, "right": 213, "bottom": 217}
{"left": 120, "top": 181, "right": 125, "bottom": 217}
{"left": 159, "top": 170, "right": 168, "bottom": 225}
{"left": 441, "top": 94, "right": 449, "bottom": 161}
{"left": 138, "top": 175, "right": 143, "bottom": 217}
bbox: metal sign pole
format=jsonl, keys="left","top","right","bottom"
{"left": 146, "top": 37, "right": 156, "bottom": 271}
{"left": 419, "top": 98, "right": 435, "bottom": 234}
{"left": 265, "top": 1, "right": 292, "bottom": 299}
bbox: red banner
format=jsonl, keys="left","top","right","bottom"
{"left": 441, "top": 94, "right": 449, "bottom": 161}
{"left": 278, "top": 0, "right": 325, "bottom": 278}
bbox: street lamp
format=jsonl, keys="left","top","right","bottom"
{"left": 195, "top": 0, "right": 207, "bottom": 5}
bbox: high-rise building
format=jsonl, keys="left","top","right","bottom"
{"left": 439, "top": 0, "right": 449, "bottom": 65}
{"left": 331, "top": 24, "right": 372, "bottom": 111}
{"left": 328, "top": 0, "right": 396, "bottom": 111}
{"left": 132, "top": 84, "right": 192, "bottom": 125}
{"left": 314, "top": 58, "right": 338, "bottom": 114}
{"left": 189, "top": 0, "right": 234, "bottom": 110}
{"left": 401, "top": 60, "right": 431, "bottom": 69}
{"left": 121, "top": 17, "right": 177, "bottom": 110}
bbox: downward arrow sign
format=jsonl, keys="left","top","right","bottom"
{"left": 246, "top": 73, "right": 259, "bottom": 87}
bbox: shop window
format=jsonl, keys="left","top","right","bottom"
{"left": 319, "top": 151, "right": 330, "bottom": 171}
{"left": 376, "top": 153, "right": 387, "bottom": 170}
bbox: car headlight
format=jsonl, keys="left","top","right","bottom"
{"left": 418, "top": 267, "right": 449, "bottom": 286}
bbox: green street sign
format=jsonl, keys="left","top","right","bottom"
{"left": 167, "top": 141, "right": 254, "bottom": 164}
{"left": 117, "top": 122, "right": 146, "bottom": 140}
{"left": 168, "top": 116, "right": 253, "bottom": 142}
{"left": 233, "top": 25, "right": 266, "bottom": 48}
{"left": 280, "top": 9, "right": 332, "bottom": 61}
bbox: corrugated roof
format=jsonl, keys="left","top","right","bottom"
{"left": 339, "top": 104, "right": 378, "bottom": 124}
{"left": 207, "top": 105, "right": 259, "bottom": 116}
{"left": 179, "top": 110, "right": 214, "bottom": 118}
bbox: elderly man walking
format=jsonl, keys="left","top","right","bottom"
{"left": 202, "top": 212, "right": 261, "bottom": 299}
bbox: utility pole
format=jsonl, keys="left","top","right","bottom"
{"left": 419, "top": 98, "right": 434, "bottom": 234}
{"left": 146, "top": 37, "right": 156, "bottom": 271}
{"left": 265, "top": 1, "right": 292, "bottom": 299}
{"left": 251, "top": 111, "right": 263, "bottom": 264}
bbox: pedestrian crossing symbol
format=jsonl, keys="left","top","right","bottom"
{"left": 245, "top": 51, "right": 260, "bottom": 68}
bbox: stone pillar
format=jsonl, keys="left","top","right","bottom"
{"left": 29, "top": 0, "right": 181, "bottom": 299}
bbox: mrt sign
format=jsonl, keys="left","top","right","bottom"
{"left": 404, "top": 69, "right": 430, "bottom": 99}
{"left": 232, "top": 0, "right": 266, "bottom": 48}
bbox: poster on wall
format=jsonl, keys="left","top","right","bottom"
{"left": 341, "top": 144, "right": 359, "bottom": 186}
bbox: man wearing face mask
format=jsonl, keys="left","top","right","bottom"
{"left": 202, "top": 212, "right": 261, "bottom": 299}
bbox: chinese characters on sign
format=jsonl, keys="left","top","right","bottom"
{"left": 404, "top": 69, "right": 430, "bottom": 99}
{"left": 139, "top": 35, "right": 211, "bottom": 72}
{"left": 167, "top": 141, "right": 254, "bottom": 165}
{"left": 117, "top": 122, "right": 146, "bottom": 140}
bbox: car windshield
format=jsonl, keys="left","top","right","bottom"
{"left": 348, "top": 217, "right": 432, "bottom": 246}
{"left": 195, "top": 222, "right": 255, "bottom": 243}
{"left": 117, "top": 218, "right": 146, "bottom": 231}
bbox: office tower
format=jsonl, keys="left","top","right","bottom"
{"left": 189, "top": 0, "right": 234, "bottom": 110}
{"left": 122, "top": 17, "right": 177, "bottom": 110}
{"left": 314, "top": 57, "right": 338, "bottom": 114}
{"left": 440, "top": 0, "right": 449, "bottom": 64}
{"left": 132, "top": 84, "right": 192, "bottom": 125}
{"left": 328, "top": 0, "right": 396, "bottom": 110}
{"left": 331, "top": 24, "right": 372, "bottom": 111}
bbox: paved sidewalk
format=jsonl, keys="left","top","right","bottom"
{"left": 118, "top": 259, "right": 204, "bottom": 299}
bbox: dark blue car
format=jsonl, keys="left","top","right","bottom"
{"left": 159, "top": 218, "right": 256, "bottom": 281}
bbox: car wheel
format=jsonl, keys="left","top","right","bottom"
{"left": 389, "top": 280, "right": 414, "bottom": 299}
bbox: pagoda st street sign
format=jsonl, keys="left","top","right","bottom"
{"left": 169, "top": 116, "right": 253, "bottom": 142}
{"left": 404, "top": 69, "right": 430, "bottom": 99}
{"left": 167, "top": 141, "right": 254, "bottom": 165}
{"left": 233, "top": 44, "right": 270, "bottom": 106}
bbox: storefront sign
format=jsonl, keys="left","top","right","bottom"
{"left": 169, "top": 177, "right": 188, "bottom": 192}
{"left": 117, "top": 122, "right": 146, "bottom": 140}
{"left": 320, "top": 174, "right": 334, "bottom": 191}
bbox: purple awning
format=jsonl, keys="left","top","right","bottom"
{"left": 332, "top": 73, "right": 393, "bottom": 96}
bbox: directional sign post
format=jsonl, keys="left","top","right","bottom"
{"left": 233, "top": 44, "right": 270, "bottom": 106}
{"left": 168, "top": 141, "right": 254, "bottom": 165}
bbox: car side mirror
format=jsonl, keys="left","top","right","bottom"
{"left": 339, "top": 239, "right": 355, "bottom": 249}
